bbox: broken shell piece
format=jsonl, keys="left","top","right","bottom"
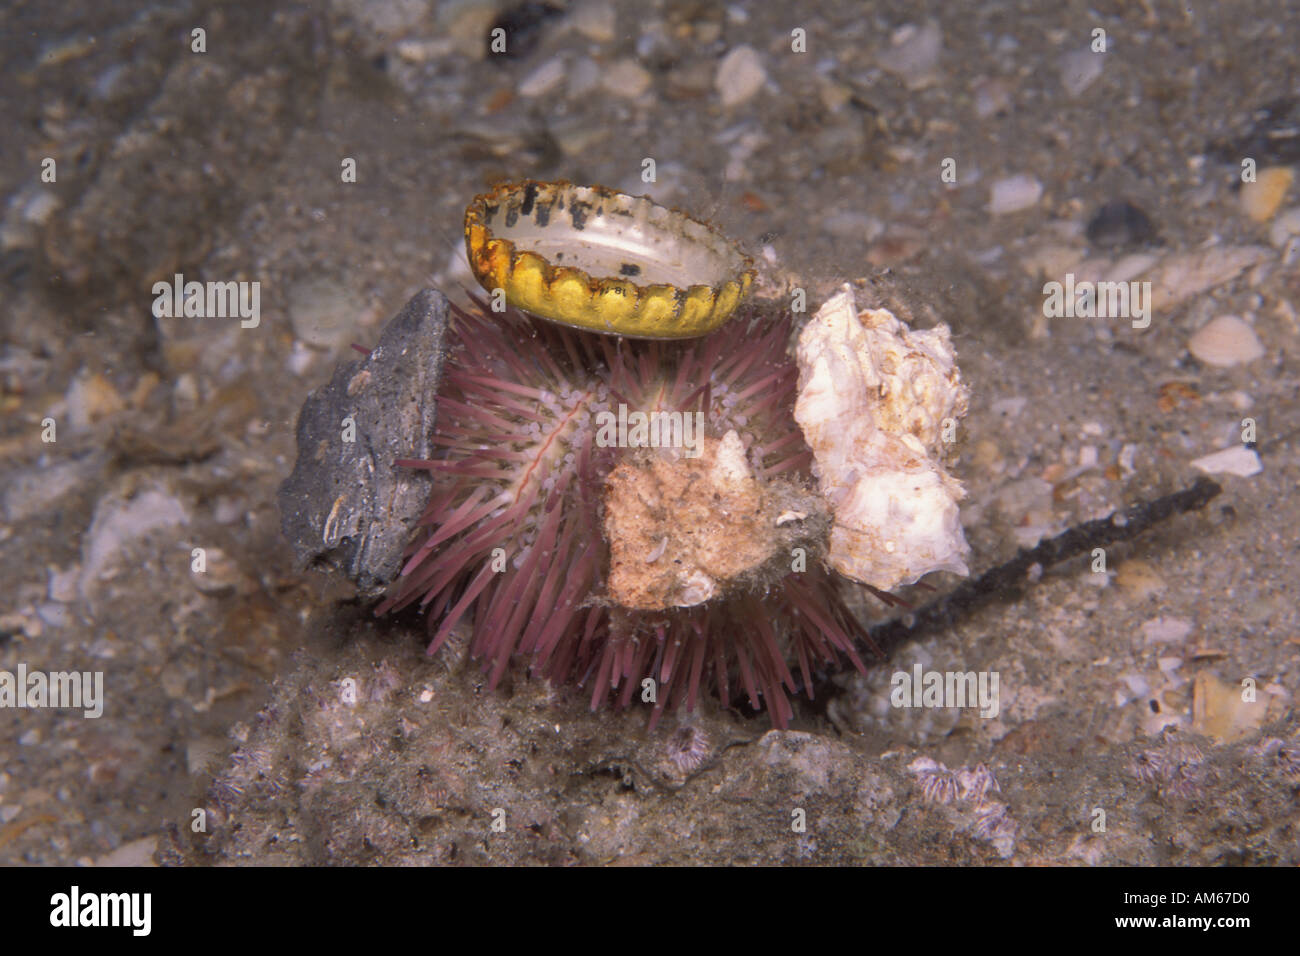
{"left": 676, "top": 570, "right": 718, "bottom": 606}
{"left": 709, "top": 428, "right": 752, "bottom": 484}
{"left": 1192, "top": 672, "right": 1271, "bottom": 743}
{"left": 794, "top": 284, "right": 970, "bottom": 590}
{"left": 645, "top": 536, "right": 669, "bottom": 563}
{"left": 1191, "top": 445, "right": 1261, "bottom": 477}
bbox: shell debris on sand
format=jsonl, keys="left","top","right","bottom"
{"left": 876, "top": 20, "right": 943, "bottom": 90}
{"left": 988, "top": 174, "right": 1043, "bottom": 215}
{"left": 1191, "top": 445, "right": 1262, "bottom": 478}
{"left": 601, "top": 58, "right": 651, "bottom": 99}
{"left": 1060, "top": 47, "right": 1104, "bottom": 98}
{"left": 1192, "top": 672, "right": 1283, "bottom": 743}
{"left": 793, "top": 285, "right": 970, "bottom": 591}
{"left": 1240, "top": 167, "right": 1293, "bottom": 223}
{"left": 1187, "top": 314, "right": 1265, "bottom": 367}
{"left": 715, "top": 45, "right": 767, "bottom": 108}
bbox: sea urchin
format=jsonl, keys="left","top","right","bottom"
{"left": 376, "top": 296, "right": 887, "bottom": 727}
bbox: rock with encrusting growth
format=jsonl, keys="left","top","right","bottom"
{"left": 165, "top": 626, "right": 1300, "bottom": 867}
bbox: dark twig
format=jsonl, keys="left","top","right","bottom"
{"left": 866, "top": 476, "right": 1223, "bottom": 660}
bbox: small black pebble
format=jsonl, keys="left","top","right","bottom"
{"left": 1086, "top": 199, "right": 1157, "bottom": 249}
{"left": 487, "top": 2, "right": 563, "bottom": 61}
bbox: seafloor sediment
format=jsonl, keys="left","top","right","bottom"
{"left": 1, "top": 0, "right": 1297, "bottom": 865}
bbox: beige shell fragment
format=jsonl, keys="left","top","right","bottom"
{"left": 1191, "top": 672, "right": 1276, "bottom": 743}
{"left": 794, "top": 285, "right": 970, "bottom": 590}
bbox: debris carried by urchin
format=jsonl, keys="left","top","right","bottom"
{"left": 376, "top": 296, "right": 876, "bottom": 728}
{"left": 794, "top": 284, "right": 971, "bottom": 591}
{"left": 278, "top": 289, "right": 449, "bottom": 596}
{"left": 604, "top": 429, "right": 826, "bottom": 610}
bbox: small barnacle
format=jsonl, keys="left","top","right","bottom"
{"left": 1276, "top": 742, "right": 1300, "bottom": 781}
{"left": 214, "top": 746, "right": 285, "bottom": 807}
{"left": 1159, "top": 740, "right": 1204, "bottom": 771}
{"left": 1128, "top": 749, "right": 1165, "bottom": 784}
{"left": 663, "top": 723, "right": 711, "bottom": 775}
{"left": 955, "top": 763, "right": 1000, "bottom": 804}
{"left": 228, "top": 746, "right": 277, "bottom": 784}
{"left": 921, "top": 772, "right": 959, "bottom": 805}
{"left": 1161, "top": 771, "right": 1205, "bottom": 801}
{"left": 911, "top": 757, "right": 1003, "bottom": 809}
{"left": 909, "top": 756, "right": 960, "bottom": 804}
{"left": 209, "top": 775, "right": 245, "bottom": 811}
{"left": 971, "top": 801, "right": 1019, "bottom": 851}
{"left": 1129, "top": 738, "right": 1208, "bottom": 800}
{"left": 1252, "top": 734, "right": 1300, "bottom": 781}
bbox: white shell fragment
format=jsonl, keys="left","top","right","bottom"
{"left": 794, "top": 285, "right": 971, "bottom": 590}
{"left": 876, "top": 21, "right": 943, "bottom": 90}
{"left": 709, "top": 428, "right": 753, "bottom": 484}
{"left": 715, "top": 45, "right": 767, "bottom": 108}
{"left": 1190, "top": 445, "right": 1261, "bottom": 477}
{"left": 1187, "top": 315, "right": 1265, "bottom": 367}
{"left": 988, "top": 174, "right": 1043, "bottom": 214}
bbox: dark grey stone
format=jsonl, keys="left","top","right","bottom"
{"left": 277, "top": 288, "right": 449, "bottom": 597}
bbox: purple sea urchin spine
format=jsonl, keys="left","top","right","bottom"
{"left": 378, "top": 298, "right": 879, "bottom": 727}
{"left": 378, "top": 303, "right": 607, "bottom": 670}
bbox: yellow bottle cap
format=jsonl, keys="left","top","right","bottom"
{"left": 464, "top": 180, "right": 755, "bottom": 339}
